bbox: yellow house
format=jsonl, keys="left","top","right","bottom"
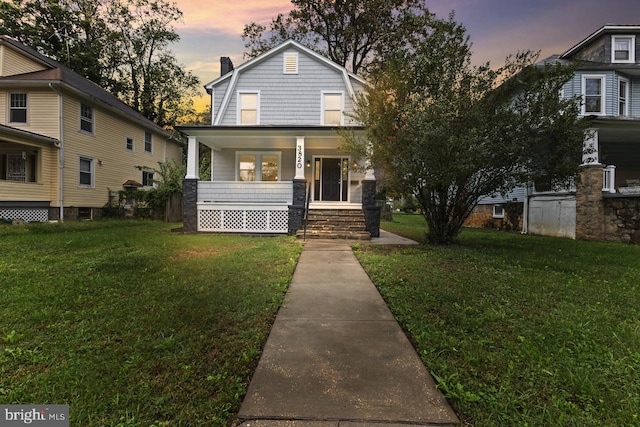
{"left": 0, "top": 35, "right": 183, "bottom": 221}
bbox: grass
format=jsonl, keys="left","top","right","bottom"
{"left": 0, "top": 220, "right": 301, "bottom": 426}
{"left": 356, "top": 213, "right": 640, "bottom": 426}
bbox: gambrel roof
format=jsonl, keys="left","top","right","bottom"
{"left": 205, "top": 39, "right": 368, "bottom": 126}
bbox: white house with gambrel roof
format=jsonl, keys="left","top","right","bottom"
{"left": 177, "top": 40, "right": 379, "bottom": 238}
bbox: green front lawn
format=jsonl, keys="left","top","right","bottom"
{"left": 356, "top": 214, "right": 640, "bottom": 426}
{"left": 0, "top": 220, "right": 301, "bottom": 426}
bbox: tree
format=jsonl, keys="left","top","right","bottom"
{"left": 104, "top": 0, "right": 200, "bottom": 127}
{"left": 0, "top": 0, "right": 200, "bottom": 128}
{"left": 0, "top": 0, "right": 109, "bottom": 86}
{"left": 342, "top": 15, "right": 589, "bottom": 245}
{"left": 242, "top": 0, "right": 437, "bottom": 75}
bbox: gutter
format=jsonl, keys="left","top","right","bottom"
{"left": 49, "top": 83, "right": 64, "bottom": 222}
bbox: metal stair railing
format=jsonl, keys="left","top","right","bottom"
{"left": 303, "top": 181, "right": 311, "bottom": 241}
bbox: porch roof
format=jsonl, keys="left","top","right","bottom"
{"left": 175, "top": 125, "right": 365, "bottom": 150}
{"left": 588, "top": 116, "right": 640, "bottom": 142}
{"left": 0, "top": 124, "right": 59, "bottom": 146}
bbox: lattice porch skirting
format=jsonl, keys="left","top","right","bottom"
{"left": 198, "top": 204, "right": 289, "bottom": 233}
{"left": 0, "top": 208, "right": 49, "bottom": 222}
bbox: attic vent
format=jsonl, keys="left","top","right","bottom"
{"left": 284, "top": 53, "right": 298, "bottom": 74}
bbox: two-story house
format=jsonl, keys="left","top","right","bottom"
{"left": 177, "top": 40, "right": 379, "bottom": 238}
{"left": 0, "top": 35, "right": 183, "bottom": 222}
{"left": 525, "top": 25, "right": 640, "bottom": 243}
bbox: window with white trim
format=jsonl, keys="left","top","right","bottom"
{"left": 142, "top": 170, "right": 155, "bottom": 187}
{"left": 79, "top": 156, "right": 94, "bottom": 187}
{"left": 10, "top": 93, "right": 27, "bottom": 123}
{"left": 80, "top": 103, "right": 93, "bottom": 133}
{"left": 126, "top": 137, "right": 134, "bottom": 151}
{"left": 322, "top": 92, "right": 343, "bottom": 125}
{"left": 493, "top": 205, "right": 504, "bottom": 219}
{"left": 238, "top": 92, "right": 259, "bottom": 125}
{"left": 582, "top": 75, "right": 606, "bottom": 115}
{"left": 144, "top": 131, "right": 152, "bottom": 153}
{"left": 284, "top": 52, "right": 298, "bottom": 74}
{"left": 612, "top": 36, "right": 635, "bottom": 63}
{"left": 237, "top": 152, "right": 281, "bottom": 181}
{"left": 619, "top": 77, "right": 629, "bottom": 116}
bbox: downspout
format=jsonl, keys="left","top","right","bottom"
{"left": 49, "top": 83, "right": 64, "bottom": 222}
{"left": 521, "top": 183, "right": 530, "bottom": 235}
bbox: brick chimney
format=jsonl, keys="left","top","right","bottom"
{"left": 220, "top": 57, "right": 234, "bottom": 76}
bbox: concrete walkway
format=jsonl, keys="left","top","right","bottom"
{"left": 236, "top": 233, "right": 459, "bottom": 426}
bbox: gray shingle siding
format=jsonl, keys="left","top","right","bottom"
{"left": 215, "top": 48, "right": 360, "bottom": 126}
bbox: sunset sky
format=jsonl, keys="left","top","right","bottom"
{"left": 170, "top": 0, "right": 640, "bottom": 110}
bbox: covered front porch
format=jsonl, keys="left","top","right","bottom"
{"left": 177, "top": 126, "right": 379, "bottom": 235}
{"left": 0, "top": 125, "right": 59, "bottom": 222}
{"left": 584, "top": 119, "right": 640, "bottom": 194}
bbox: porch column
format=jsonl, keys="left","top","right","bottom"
{"left": 294, "top": 136, "right": 305, "bottom": 180}
{"left": 183, "top": 135, "right": 199, "bottom": 232}
{"left": 186, "top": 136, "right": 200, "bottom": 179}
{"left": 582, "top": 128, "right": 600, "bottom": 165}
{"left": 575, "top": 164, "right": 605, "bottom": 241}
{"left": 214, "top": 148, "right": 216, "bottom": 181}
{"left": 289, "top": 136, "right": 307, "bottom": 235}
{"left": 362, "top": 143, "right": 380, "bottom": 237}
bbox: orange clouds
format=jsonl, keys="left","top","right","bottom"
{"left": 174, "top": 0, "right": 292, "bottom": 34}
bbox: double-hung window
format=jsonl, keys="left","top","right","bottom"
{"left": 238, "top": 92, "right": 259, "bottom": 125}
{"left": 619, "top": 77, "right": 630, "bottom": 116}
{"left": 237, "top": 152, "right": 281, "bottom": 182}
{"left": 322, "top": 92, "right": 343, "bottom": 125}
{"left": 144, "top": 131, "right": 152, "bottom": 153}
{"left": 582, "top": 75, "right": 606, "bottom": 115}
{"left": 142, "top": 170, "right": 154, "bottom": 187}
{"left": 126, "top": 137, "right": 134, "bottom": 151}
{"left": 80, "top": 103, "right": 93, "bottom": 133}
{"left": 612, "top": 36, "right": 635, "bottom": 63}
{"left": 10, "top": 93, "right": 27, "bottom": 123}
{"left": 79, "top": 156, "right": 94, "bottom": 187}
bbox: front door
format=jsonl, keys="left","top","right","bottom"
{"left": 314, "top": 157, "right": 349, "bottom": 202}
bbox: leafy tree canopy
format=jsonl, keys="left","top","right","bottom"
{"left": 341, "top": 15, "right": 589, "bottom": 244}
{"left": 0, "top": 0, "right": 200, "bottom": 128}
{"left": 242, "top": 0, "right": 437, "bottom": 75}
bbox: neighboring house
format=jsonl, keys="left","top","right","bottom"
{"left": 0, "top": 35, "right": 182, "bottom": 222}
{"left": 465, "top": 188, "right": 526, "bottom": 230}
{"left": 177, "top": 40, "right": 380, "bottom": 237}
{"left": 525, "top": 25, "right": 640, "bottom": 243}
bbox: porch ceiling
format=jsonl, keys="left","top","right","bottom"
{"left": 176, "top": 125, "right": 365, "bottom": 150}
{"left": 591, "top": 117, "right": 640, "bottom": 142}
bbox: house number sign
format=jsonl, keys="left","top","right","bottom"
{"left": 296, "top": 144, "right": 303, "bottom": 169}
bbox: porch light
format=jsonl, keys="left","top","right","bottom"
{"left": 306, "top": 160, "right": 311, "bottom": 168}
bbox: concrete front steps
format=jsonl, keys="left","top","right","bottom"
{"left": 296, "top": 209, "right": 371, "bottom": 240}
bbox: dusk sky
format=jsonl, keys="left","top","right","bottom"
{"left": 170, "top": 0, "right": 640, "bottom": 109}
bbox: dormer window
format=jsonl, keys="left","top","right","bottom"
{"left": 284, "top": 53, "right": 298, "bottom": 74}
{"left": 612, "top": 36, "right": 635, "bottom": 63}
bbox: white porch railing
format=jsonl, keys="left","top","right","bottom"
{"left": 602, "top": 165, "right": 616, "bottom": 193}
{"left": 196, "top": 181, "right": 293, "bottom": 233}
